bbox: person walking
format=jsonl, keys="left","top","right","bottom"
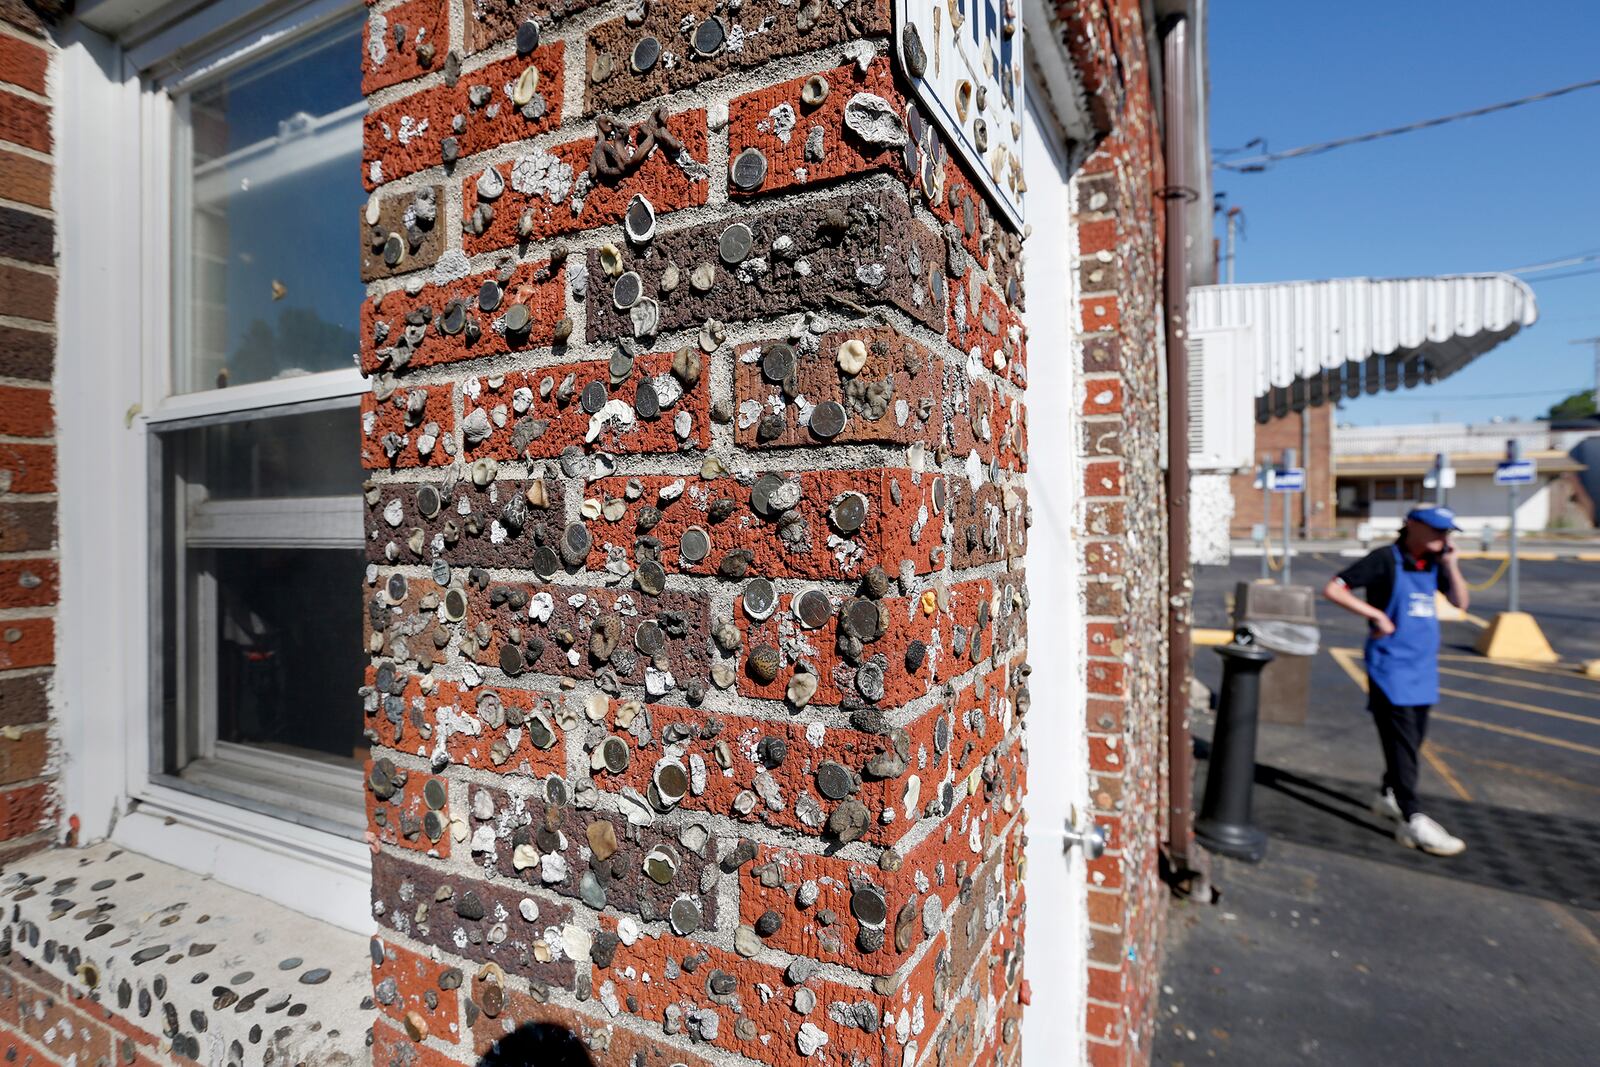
{"left": 1323, "top": 506, "right": 1469, "bottom": 856}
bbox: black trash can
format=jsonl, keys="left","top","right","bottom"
{"left": 1232, "top": 582, "right": 1319, "bottom": 725}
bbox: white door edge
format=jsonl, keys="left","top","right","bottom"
{"left": 1019, "top": 96, "right": 1091, "bottom": 1066}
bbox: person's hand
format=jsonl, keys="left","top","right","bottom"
{"left": 1370, "top": 613, "right": 1396, "bottom": 637}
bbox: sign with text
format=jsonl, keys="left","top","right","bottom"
{"left": 1268, "top": 468, "right": 1306, "bottom": 493}
{"left": 895, "top": 0, "right": 1025, "bottom": 228}
{"left": 1493, "top": 459, "right": 1537, "bottom": 486}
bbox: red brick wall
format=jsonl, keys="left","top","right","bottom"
{"left": 1060, "top": 1, "right": 1172, "bottom": 1064}
{"left": 1228, "top": 407, "right": 1336, "bottom": 537}
{"left": 0, "top": 3, "right": 58, "bottom": 862}
{"left": 0, "top": 953, "right": 167, "bottom": 1066}
{"left": 361, "top": 3, "right": 1031, "bottom": 1065}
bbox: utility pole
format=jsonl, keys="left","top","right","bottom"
{"left": 1570, "top": 337, "right": 1600, "bottom": 411}
{"left": 1300, "top": 409, "right": 1312, "bottom": 538}
{"left": 1224, "top": 206, "right": 1244, "bottom": 285}
{"left": 1281, "top": 447, "right": 1296, "bottom": 587}
{"left": 1259, "top": 460, "right": 1271, "bottom": 581}
{"left": 1506, "top": 440, "right": 1521, "bottom": 614}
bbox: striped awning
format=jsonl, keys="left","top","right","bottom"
{"left": 1188, "top": 274, "right": 1538, "bottom": 421}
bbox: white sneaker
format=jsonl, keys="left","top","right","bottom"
{"left": 1397, "top": 813, "right": 1466, "bottom": 857}
{"left": 1371, "top": 789, "right": 1402, "bottom": 823}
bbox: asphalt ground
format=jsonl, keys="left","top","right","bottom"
{"left": 1154, "top": 554, "right": 1600, "bottom": 1066}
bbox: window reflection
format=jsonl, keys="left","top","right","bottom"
{"left": 180, "top": 14, "right": 364, "bottom": 392}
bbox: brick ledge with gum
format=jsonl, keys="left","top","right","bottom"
{"left": 363, "top": 46, "right": 566, "bottom": 190}
{"left": 360, "top": 259, "right": 566, "bottom": 375}
{"left": 462, "top": 350, "right": 710, "bottom": 461}
{"left": 363, "top": 475, "right": 563, "bottom": 569}
{"left": 470, "top": 782, "right": 720, "bottom": 929}
{"left": 581, "top": 0, "right": 891, "bottom": 116}
{"left": 370, "top": 936, "right": 459, "bottom": 1040}
{"left": 738, "top": 747, "right": 1025, "bottom": 977}
{"left": 462, "top": 109, "right": 709, "bottom": 254}
{"left": 361, "top": 382, "right": 455, "bottom": 469}
{"left": 595, "top": 917, "right": 949, "bottom": 1064}
{"left": 947, "top": 370, "right": 1029, "bottom": 473}
{"left": 734, "top": 576, "right": 996, "bottom": 708}
{"left": 364, "top": 670, "right": 568, "bottom": 778}
{"left": 581, "top": 468, "right": 943, "bottom": 582}
{"left": 370, "top": 851, "right": 577, "bottom": 992}
{"left": 733, "top": 324, "right": 941, "bottom": 452}
{"left": 364, "top": 761, "right": 452, "bottom": 858}
{"left": 590, "top": 697, "right": 941, "bottom": 850}
{"left": 727, "top": 58, "right": 904, "bottom": 199}
{"left": 583, "top": 186, "right": 947, "bottom": 343}
{"left": 466, "top": 582, "right": 711, "bottom": 691}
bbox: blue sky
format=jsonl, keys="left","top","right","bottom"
{"left": 1208, "top": 1, "right": 1600, "bottom": 426}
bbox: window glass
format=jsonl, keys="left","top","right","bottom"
{"left": 155, "top": 405, "right": 366, "bottom": 828}
{"left": 174, "top": 407, "right": 363, "bottom": 500}
{"left": 157, "top": 407, "right": 366, "bottom": 771}
{"left": 210, "top": 547, "right": 363, "bottom": 764}
{"left": 177, "top": 13, "right": 364, "bottom": 393}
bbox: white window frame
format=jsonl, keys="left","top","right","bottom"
{"left": 56, "top": 0, "right": 373, "bottom": 933}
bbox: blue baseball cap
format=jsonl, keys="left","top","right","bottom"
{"left": 1406, "top": 505, "right": 1462, "bottom": 532}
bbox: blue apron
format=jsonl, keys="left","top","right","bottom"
{"left": 1364, "top": 545, "right": 1440, "bottom": 706}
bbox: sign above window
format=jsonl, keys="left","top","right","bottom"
{"left": 894, "top": 0, "right": 1025, "bottom": 228}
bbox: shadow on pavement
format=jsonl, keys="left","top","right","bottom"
{"left": 1195, "top": 742, "right": 1600, "bottom": 911}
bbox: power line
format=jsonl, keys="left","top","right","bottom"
{"left": 1359, "top": 386, "right": 1590, "bottom": 403}
{"left": 1218, "top": 76, "right": 1600, "bottom": 172}
{"left": 1519, "top": 265, "right": 1600, "bottom": 283}
{"left": 1507, "top": 251, "right": 1600, "bottom": 276}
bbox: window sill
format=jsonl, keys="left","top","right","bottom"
{"left": 111, "top": 786, "right": 372, "bottom": 933}
{"left": 1, "top": 841, "right": 370, "bottom": 1065}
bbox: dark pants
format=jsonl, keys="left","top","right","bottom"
{"left": 1369, "top": 682, "right": 1432, "bottom": 820}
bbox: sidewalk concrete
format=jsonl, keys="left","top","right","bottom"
{"left": 1154, "top": 557, "right": 1600, "bottom": 1065}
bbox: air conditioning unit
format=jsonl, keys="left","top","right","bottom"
{"left": 1187, "top": 327, "right": 1255, "bottom": 471}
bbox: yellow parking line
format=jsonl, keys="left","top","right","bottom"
{"left": 1439, "top": 652, "right": 1582, "bottom": 679}
{"left": 1329, "top": 648, "right": 1473, "bottom": 798}
{"left": 1438, "top": 687, "right": 1600, "bottom": 727}
{"left": 1422, "top": 746, "right": 1472, "bottom": 801}
{"left": 1543, "top": 901, "right": 1600, "bottom": 966}
{"left": 1329, "top": 647, "right": 1368, "bottom": 691}
{"left": 1428, "top": 744, "right": 1600, "bottom": 796}
{"left": 1579, "top": 552, "right": 1600, "bottom": 563}
{"left": 1432, "top": 713, "right": 1600, "bottom": 757}
{"left": 1437, "top": 665, "right": 1599, "bottom": 700}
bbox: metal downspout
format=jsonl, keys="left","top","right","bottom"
{"left": 1160, "top": 14, "right": 1198, "bottom": 876}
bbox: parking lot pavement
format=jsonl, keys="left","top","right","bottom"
{"left": 1154, "top": 555, "right": 1600, "bottom": 1066}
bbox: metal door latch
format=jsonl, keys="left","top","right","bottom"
{"left": 1062, "top": 807, "right": 1108, "bottom": 860}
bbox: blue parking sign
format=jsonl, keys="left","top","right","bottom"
{"left": 1269, "top": 468, "right": 1306, "bottom": 493}
{"left": 1493, "top": 460, "right": 1536, "bottom": 486}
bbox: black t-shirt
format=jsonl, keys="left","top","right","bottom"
{"left": 1335, "top": 541, "right": 1454, "bottom": 611}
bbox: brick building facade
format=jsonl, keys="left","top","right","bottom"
{"left": 0, "top": 1, "right": 1208, "bottom": 1065}
{"left": 0, "top": 0, "right": 58, "bottom": 863}
{"left": 1228, "top": 408, "right": 1337, "bottom": 539}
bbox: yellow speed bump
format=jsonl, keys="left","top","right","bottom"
{"left": 1474, "top": 611, "right": 1560, "bottom": 664}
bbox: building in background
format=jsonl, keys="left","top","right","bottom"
{"left": 0, "top": 1, "right": 1212, "bottom": 1065}
{"left": 1334, "top": 420, "right": 1595, "bottom": 536}
{"left": 1185, "top": 274, "right": 1540, "bottom": 559}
